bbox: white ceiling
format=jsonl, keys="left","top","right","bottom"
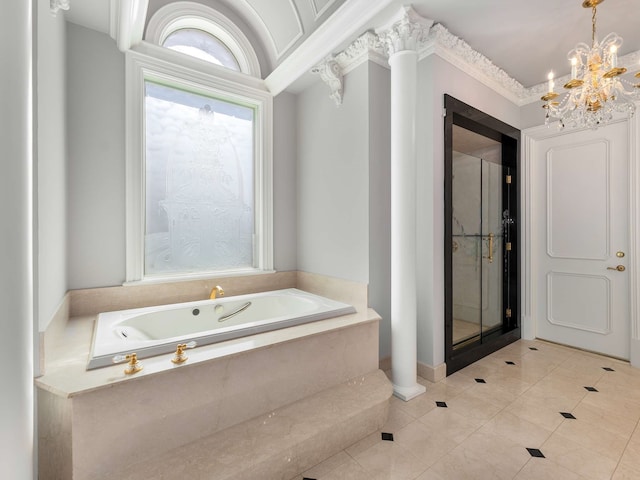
{"left": 64, "top": 0, "right": 640, "bottom": 89}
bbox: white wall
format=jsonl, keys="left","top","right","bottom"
{"left": 37, "top": 0, "right": 67, "bottom": 331}
{"left": 0, "top": 0, "right": 34, "bottom": 476}
{"left": 66, "top": 24, "right": 298, "bottom": 288}
{"left": 416, "top": 55, "right": 521, "bottom": 369}
{"left": 273, "top": 91, "right": 298, "bottom": 271}
{"left": 296, "top": 62, "right": 371, "bottom": 283}
{"left": 67, "top": 23, "right": 126, "bottom": 289}
{"left": 367, "top": 62, "right": 392, "bottom": 360}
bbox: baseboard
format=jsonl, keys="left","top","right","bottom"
{"left": 378, "top": 357, "right": 447, "bottom": 383}
{"left": 379, "top": 356, "right": 391, "bottom": 372}
{"left": 417, "top": 361, "right": 447, "bottom": 383}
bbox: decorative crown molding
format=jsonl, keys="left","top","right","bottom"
{"left": 306, "top": 4, "right": 640, "bottom": 106}
{"left": 376, "top": 6, "right": 433, "bottom": 56}
{"left": 50, "top": 0, "right": 70, "bottom": 16}
{"left": 424, "top": 24, "right": 529, "bottom": 105}
{"left": 311, "top": 57, "right": 343, "bottom": 105}
{"left": 334, "top": 31, "right": 387, "bottom": 74}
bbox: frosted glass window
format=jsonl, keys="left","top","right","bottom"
{"left": 162, "top": 29, "right": 240, "bottom": 71}
{"left": 144, "top": 81, "right": 255, "bottom": 276}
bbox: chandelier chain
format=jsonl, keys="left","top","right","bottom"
{"left": 591, "top": 4, "right": 596, "bottom": 46}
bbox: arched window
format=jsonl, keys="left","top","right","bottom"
{"left": 146, "top": 1, "right": 261, "bottom": 77}
{"left": 162, "top": 28, "right": 240, "bottom": 71}
{"left": 126, "top": 2, "right": 272, "bottom": 283}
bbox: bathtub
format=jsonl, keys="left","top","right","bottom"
{"left": 87, "top": 288, "right": 356, "bottom": 369}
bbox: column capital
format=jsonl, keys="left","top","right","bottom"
{"left": 50, "top": 0, "right": 70, "bottom": 16}
{"left": 376, "top": 5, "right": 433, "bottom": 56}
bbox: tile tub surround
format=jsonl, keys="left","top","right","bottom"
{"left": 67, "top": 270, "right": 368, "bottom": 318}
{"left": 37, "top": 308, "right": 382, "bottom": 480}
{"left": 109, "top": 370, "right": 392, "bottom": 480}
{"left": 295, "top": 339, "right": 640, "bottom": 480}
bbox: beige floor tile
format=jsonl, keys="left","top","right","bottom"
{"left": 541, "top": 432, "right": 618, "bottom": 480}
{"left": 580, "top": 388, "right": 640, "bottom": 421}
{"left": 318, "top": 457, "right": 384, "bottom": 480}
{"left": 383, "top": 398, "right": 418, "bottom": 431}
{"left": 570, "top": 401, "right": 638, "bottom": 438}
{"left": 345, "top": 431, "right": 381, "bottom": 458}
{"left": 612, "top": 463, "right": 640, "bottom": 480}
{"left": 418, "top": 379, "right": 467, "bottom": 402}
{"left": 514, "top": 458, "right": 582, "bottom": 480}
{"left": 417, "top": 406, "right": 483, "bottom": 444}
{"left": 298, "top": 340, "right": 640, "bottom": 480}
{"left": 554, "top": 414, "right": 629, "bottom": 461}
{"left": 350, "top": 440, "right": 430, "bottom": 479}
{"left": 300, "top": 451, "right": 352, "bottom": 478}
{"left": 618, "top": 435, "right": 640, "bottom": 471}
{"left": 391, "top": 392, "right": 437, "bottom": 419}
{"left": 478, "top": 411, "right": 553, "bottom": 448}
{"left": 504, "top": 396, "right": 566, "bottom": 432}
{"left": 438, "top": 372, "right": 477, "bottom": 391}
{"left": 426, "top": 444, "right": 519, "bottom": 480}
{"left": 455, "top": 430, "right": 532, "bottom": 477}
{"left": 462, "top": 380, "right": 520, "bottom": 409}
{"left": 444, "top": 390, "right": 504, "bottom": 424}
{"left": 392, "top": 421, "right": 459, "bottom": 467}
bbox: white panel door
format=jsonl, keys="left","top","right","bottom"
{"left": 532, "top": 121, "right": 629, "bottom": 359}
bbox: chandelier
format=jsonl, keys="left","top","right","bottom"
{"left": 541, "top": 0, "right": 640, "bottom": 129}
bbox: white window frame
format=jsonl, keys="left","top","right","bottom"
{"left": 125, "top": 44, "right": 273, "bottom": 284}
{"left": 145, "top": 1, "right": 261, "bottom": 77}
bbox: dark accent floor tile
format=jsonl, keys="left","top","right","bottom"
{"left": 475, "top": 378, "right": 486, "bottom": 383}
{"left": 505, "top": 361, "right": 516, "bottom": 365}
{"left": 529, "top": 347, "right": 538, "bottom": 351}
{"left": 436, "top": 401, "right": 448, "bottom": 408}
{"left": 603, "top": 367, "right": 615, "bottom": 371}
{"left": 303, "top": 478, "right": 317, "bottom": 480}
{"left": 381, "top": 432, "right": 394, "bottom": 441}
{"left": 527, "top": 448, "right": 545, "bottom": 458}
{"left": 560, "top": 412, "right": 576, "bottom": 419}
{"left": 584, "top": 386, "right": 598, "bottom": 392}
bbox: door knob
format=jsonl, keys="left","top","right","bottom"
{"left": 607, "top": 265, "right": 626, "bottom": 272}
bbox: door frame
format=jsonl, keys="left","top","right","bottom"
{"left": 444, "top": 95, "right": 521, "bottom": 375}
{"left": 521, "top": 115, "right": 640, "bottom": 367}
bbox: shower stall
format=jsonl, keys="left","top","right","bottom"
{"left": 444, "top": 95, "right": 520, "bottom": 374}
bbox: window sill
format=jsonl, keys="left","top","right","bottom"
{"left": 123, "top": 268, "right": 277, "bottom": 287}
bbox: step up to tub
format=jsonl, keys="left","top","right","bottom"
{"left": 108, "top": 369, "right": 392, "bottom": 480}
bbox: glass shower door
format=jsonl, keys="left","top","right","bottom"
{"left": 451, "top": 151, "right": 506, "bottom": 349}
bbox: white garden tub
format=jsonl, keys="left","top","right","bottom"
{"left": 87, "top": 288, "right": 355, "bottom": 369}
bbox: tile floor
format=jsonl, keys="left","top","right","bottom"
{"left": 296, "top": 339, "right": 640, "bottom": 479}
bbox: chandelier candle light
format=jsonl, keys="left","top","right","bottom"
{"left": 541, "top": 0, "right": 640, "bottom": 129}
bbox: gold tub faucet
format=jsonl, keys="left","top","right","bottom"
{"left": 210, "top": 285, "right": 225, "bottom": 299}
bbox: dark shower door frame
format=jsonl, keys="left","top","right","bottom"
{"left": 444, "top": 94, "right": 521, "bottom": 375}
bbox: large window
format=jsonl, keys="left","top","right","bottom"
{"left": 126, "top": 46, "right": 272, "bottom": 283}
{"left": 144, "top": 81, "right": 255, "bottom": 275}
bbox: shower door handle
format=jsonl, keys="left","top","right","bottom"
{"left": 483, "top": 233, "right": 494, "bottom": 263}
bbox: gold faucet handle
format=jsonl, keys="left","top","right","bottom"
{"left": 113, "top": 353, "right": 143, "bottom": 375}
{"left": 172, "top": 341, "right": 197, "bottom": 364}
{"left": 210, "top": 285, "right": 225, "bottom": 299}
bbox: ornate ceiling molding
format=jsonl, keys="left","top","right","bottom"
{"left": 308, "top": 4, "right": 640, "bottom": 106}
{"left": 50, "top": 0, "right": 70, "bottom": 16}
{"left": 311, "top": 57, "right": 343, "bottom": 105}
{"left": 311, "top": 31, "right": 387, "bottom": 106}
{"left": 423, "top": 24, "right": 529, "bottom": 105}
{"left": 376, "top": 6, "right": 433, "bottom": 57}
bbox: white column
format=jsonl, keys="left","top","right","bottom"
{"left": 0, "top": 0, "right": 34, "bottom": 477}
{"left": 378, "top": 6, "right": 432, "bottom": 401}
